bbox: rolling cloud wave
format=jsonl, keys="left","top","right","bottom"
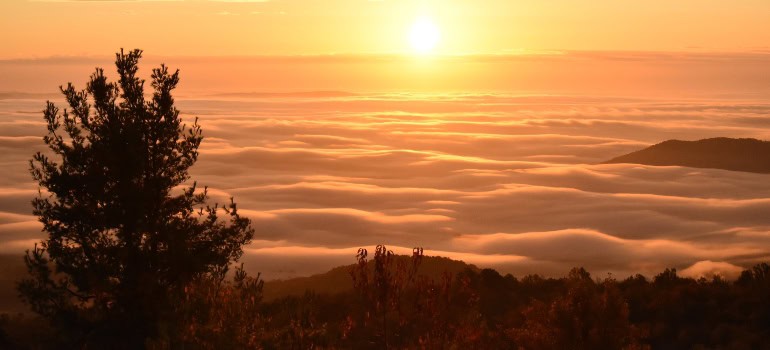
{"left": 2, "top": 92, "right": 770, "bottom": 279}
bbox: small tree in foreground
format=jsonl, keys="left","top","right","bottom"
{"left": 19, "top": 49, "right": 254, "bottom": 348}
{"left": 349, "top": 246, "right": 423, "bottom": 347}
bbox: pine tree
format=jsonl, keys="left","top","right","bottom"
{"left": 19, "top": 49, "right": 254, "bottom": 348}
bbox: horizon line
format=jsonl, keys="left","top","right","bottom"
{"left": 3, "top": 48, "right": 770, "bottom": 64}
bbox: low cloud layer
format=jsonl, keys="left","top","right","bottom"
{"left": 2, "top": 92, "right": 770, "bottom": 280}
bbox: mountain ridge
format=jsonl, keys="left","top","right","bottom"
{"left": 262, "top": 255, "right": 479, "bottom": 301}
{"left": 603, "top": 137, "right": 770, "bottom": 174}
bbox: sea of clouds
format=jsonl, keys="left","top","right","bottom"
{"left": 3, "top": 90, "right": 770, "bottom": 281}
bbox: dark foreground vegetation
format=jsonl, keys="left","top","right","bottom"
{"left": 2, "top": 250, "right": 770, "bottom": 349}
{"left": 3, "top": 49, "right": 769, "bottom": 349}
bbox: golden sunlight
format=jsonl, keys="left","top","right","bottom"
{"left": 4, "top": 0, "right": 770, "bottom": 347}
{"left": 408, "top": 17, "right": 440, "bottom": 54}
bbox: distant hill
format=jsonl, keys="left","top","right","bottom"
{"left": 603, "top": 138, "right": 770, "bottom": 174}
{"left": 263, "top": 255, "right": 478, "bottom": 301}
{"left": 0, "top": 254, "right": 478, "bottom": 309}
{"left": 0, "top": 254, "right": 29, "bottom": 314}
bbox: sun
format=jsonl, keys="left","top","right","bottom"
{"left": 408, "top": 17, "right": 440, "bottom": 54}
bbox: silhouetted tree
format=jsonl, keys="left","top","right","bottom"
{"left": 737, "top": 262, "right": 770, "bottom": 287}
{"left": 170, "top": 263, "right": 265, "bottom": 349}
{"left": 349, "top": 246, "right": 423, "bottom": 348}
{"left": 6, "top": 257, "right": 770, "bottom": 348}
{"left": 19, "top": 49, "right": 253, "bottom": 348}
{"left": 510, "top": 271, "right": 644, "bottom": 350}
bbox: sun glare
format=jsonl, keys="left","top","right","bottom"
{"left": 408, "top": 17, "right": 440, "bottom": 54}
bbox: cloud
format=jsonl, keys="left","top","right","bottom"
{"left": 2, "top": 50, "right": 768, "bottom": 66}
{"left": 2, "top": 92, "right": 770, "bottom": 281}
{"left": 453, "top": 229, "right": 760, "bottom": 272}
{"left": 680, "top": 260, "right": 745, "bottom": 280}
{"left": 0, "top": 221, "right": 42, "bottom": 252}
{"left": 265, "top": 208, "right": 453, "bottom": 224}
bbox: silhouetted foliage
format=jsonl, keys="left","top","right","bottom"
{"left": 5, "top": 255, "right": 770, "bottom": 348}
{"left": 509, "top": 270, "right": 644, "bottom": 349}
{"left": 348, "top": 245, "right": 423, "bottom": 348}
{"left": 168, "top": 263, "right": 265, "bottom": 349}
{"left": 263, "top": 259, "right": 770, "bottom": 349}
{"left": 18, "top": 49, "right": 253, "bottom": 348}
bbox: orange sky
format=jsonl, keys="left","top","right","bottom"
{"left": 3, "top": 0, "right": 769, "bottom": 96}
{"left": 1, "top": 0, "right": 769, "bottom": 58}
{"left": 2, "top": 52, "right": 770, "bottom": 98}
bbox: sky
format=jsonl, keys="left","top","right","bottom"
{"left": 1, "top": 1, "right": 770, "bottom": 290}
{"left": 1, "top": 0, "right": 769, "bottom": 58}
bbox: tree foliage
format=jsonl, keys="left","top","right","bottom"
{"left": 168, "top": 264, "right": 265, "bottom": 349}
{"left": 19, "top": 49, "right": 253, "bottom": 348}
{"left": 509, "top": 268, "right": 644, "bottom": 349}
{"left": 6, "top": 253, "right": 770, "bottom": 348}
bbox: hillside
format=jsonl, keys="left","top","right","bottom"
{"left": 604, "top": 137, "right": 770, "bottom": 173}
{"left": 0, "top": 255, "right": 29, "bottom": 314}
{"left": 0, "top": 254, "right": 478, "bottom": 310}
{"left": 262, "top": 255, "right": 478, "bottom": 301}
